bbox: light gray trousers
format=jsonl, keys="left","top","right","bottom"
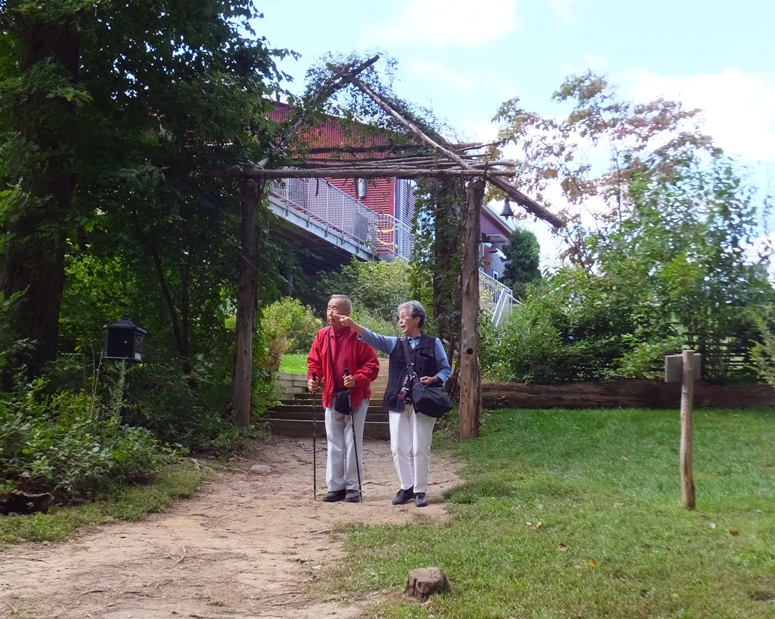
{"left": 324, "top": 398, "right": 368, "bottom": 491}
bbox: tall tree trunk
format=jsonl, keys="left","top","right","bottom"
{"left": 233, "top": 179, "right": 261, "bottom": 428}
{"left": 458, "top": 178, "right": 484, "bottom": 440}
{"left": 0, "top": 21, "right": 80, "bottom": 381}
{"left": 432, "top": 178, "right": 464, "bottom": 392}
{"left": 146, "top": 242, "right": 190, "bottom": 372}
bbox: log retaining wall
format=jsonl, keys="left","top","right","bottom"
{"left": 482, "top": 379, "right": 775, "bottom": 410}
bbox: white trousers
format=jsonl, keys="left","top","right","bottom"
{"left": 389, "top": 404, "right": 436, "bottom": 494}
{"left": 324, "top": 398, "right": 368, "bottom": 492}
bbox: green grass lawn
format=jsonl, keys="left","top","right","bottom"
{"left": 330, "top": 408, "right": 775, "bottom": 618}
{"left": 279, "top": 353, "right": 307, "bottom": 375}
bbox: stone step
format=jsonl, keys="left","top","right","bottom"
{"left": 268, "top": 409, "right": 390, "bottom": 423}
{"left": 277, "top": 371, "right": 388, "bottom": 398}
{"left": 264, "top": 414, "right": 391, "bottom": 439}
{"left": 273, "top": 400, "right": 382, "bottom": 410}
{"left": 273, "top": 403, "right": 388, "bottom": 415}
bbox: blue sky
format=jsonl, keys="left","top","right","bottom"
{"left": 256, "top": 0, "right": 775, "bottom": 263}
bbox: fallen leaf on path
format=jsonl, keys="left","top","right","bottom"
{"left": 730, "top": 530, "right": 739, "bottom": 536}
{"left": 588, "top": 559, "right": 597, "bottom": 568}
{"left": 558, "top": 543, "right": 567, "bottom": 551}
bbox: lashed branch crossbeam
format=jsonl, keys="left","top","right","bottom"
{"left": 299, "top": 156, "right": 517, "bottom": 168}
{"left": 215, "top": 167, "right": 516, "bottom": 179}
{"left": 345, "top": 75, "right": 564, "bottom": 229}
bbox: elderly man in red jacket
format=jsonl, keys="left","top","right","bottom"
{"left": 307, "top": 295, "right": 380, "bottom": 502}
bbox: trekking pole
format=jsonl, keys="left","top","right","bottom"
{"left": 344, "top": 369, "right": 363, "bottom": 502}
{"left": 311, "top": 371, "right": 318, "bottom": 500}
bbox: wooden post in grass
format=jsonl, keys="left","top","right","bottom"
{"left": 458, "top": 177, "right": 485, "bottom": 440}
{"left": 665, "top": 350, "right": 700, "bottom": 510}
{"left": 680, "top": 350, "right": 697, "bottom": 510}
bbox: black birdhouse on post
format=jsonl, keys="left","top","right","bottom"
{"left": 103, "top": 315, "right": 147, "bottom": 363}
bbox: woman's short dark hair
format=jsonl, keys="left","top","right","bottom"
{"left": 398, "top": 300, "right": 426, "bottom": 329}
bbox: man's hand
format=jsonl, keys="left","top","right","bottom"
{"left": 343, "top": 373, "right": 356, "bottom": 389}
{"left": 308, "top": 378, "right": 321, "bottom": 393}
{"left": 419, "top": 375, "right": 439, "bottom": 385}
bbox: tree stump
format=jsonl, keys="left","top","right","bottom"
{"left": 404, "top": 567, "right": 450, "bottom": 602}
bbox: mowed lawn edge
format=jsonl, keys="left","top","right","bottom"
{"left": 322, "top": 407, "right": 775, "bottom": 619}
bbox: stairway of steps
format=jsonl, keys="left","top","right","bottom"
{"left": 266, "top": 373, "right": 391, "bottom": 439}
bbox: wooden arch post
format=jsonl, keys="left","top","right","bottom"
{"left": 459, "top": 177, "right": 485, "bottom": 440}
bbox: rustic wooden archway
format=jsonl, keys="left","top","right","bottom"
{"left": 212, "top": 56, "right": 564, "bottom": 439}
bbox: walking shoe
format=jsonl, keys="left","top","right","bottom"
{"left": 414, "top": 492, "right": 428, "bottom": 507}
{"left": 322, "top": 489, "right": 347, "bottom": 502}
{"left": 392, "top": 487, "right": 414, "bottom": 505}
{"left": 344, "top": 489, "right": 361, "bottom": 502}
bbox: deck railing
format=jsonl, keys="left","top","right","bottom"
{"left": 270, "top": 177, "right": 413, "bottom": 261}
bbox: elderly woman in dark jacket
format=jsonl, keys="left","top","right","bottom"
{"left": 337, "top": 300, "right": 451, "bottom": 507}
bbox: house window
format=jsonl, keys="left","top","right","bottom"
{"left": 492, "top": 271, "right": 499, "bottom": 281}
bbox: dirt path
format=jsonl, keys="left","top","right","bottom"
{"left": 0, "top": 436, "right": 462, "bottom": 619}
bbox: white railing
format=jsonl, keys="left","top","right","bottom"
{"left": 270, "top": 178, "right": 377, "bottom": 249}
{"left": 479, "top": 270, "right": 516, "bottom": 326}
{"left": 376, "top": 213, "right": 415, "bottom": 261}
{"left": 269, "top": 177, "right": 414, "bottom": 261}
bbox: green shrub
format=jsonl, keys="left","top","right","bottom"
{"left": 119, "top": 359, "right": 241, "bottom": 452}
{"left": 317, "top": 257, "right": 411, "bottom": 323}
{"left": 0, "top": 377, "right": 167, "bottom": 503}
{"left": 351, "top": 306, "right": 401, "bottom": 338}
{"left": 259, "top": 298, "right": 322, "bottom": 371}
{"left": 498, "top": 302, "right": 568, "bottom": 383}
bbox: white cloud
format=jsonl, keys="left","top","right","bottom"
{"left": 621, "top": 68, "right": 775, "bottom": 164}
{"left": 583, "top": 54, "right": 607, "bottom": 71}
{"left": 406, "top": 58, "right": 475, "bottom": 91}
{"left": 549, "top": 0, "right": 575, "bottom": 22}
{"left": 361, "top": 0, "right": 520, "bottom": 49}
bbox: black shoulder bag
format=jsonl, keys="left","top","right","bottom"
{"left": 328, "top": 328, "right": 352, "bottom": 415}
{"left": 400, "top": 337, "right": 452, "bottom": 418}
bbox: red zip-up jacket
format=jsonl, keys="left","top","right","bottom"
{"left": 307, "top": 326, "right": 380, "bottom": 409}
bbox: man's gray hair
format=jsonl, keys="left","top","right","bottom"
{"left": 329, "top": 295, "right": 353, "bottom": 313}
{"left": 398, "top": 300, "right": 426, "bottom": 329}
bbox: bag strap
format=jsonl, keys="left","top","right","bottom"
{"left": 327, "top": 327, "right": 335, "bottom": 370}
{"left": 400, "top": 337, "right": 418, "bottom": 378}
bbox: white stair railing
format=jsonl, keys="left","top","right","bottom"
{"left": 480, "top": 270, "right": 516, "bottom": 326}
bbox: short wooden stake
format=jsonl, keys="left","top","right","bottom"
{"left": 680, "top": 349, "right": 696, "bottom": 510}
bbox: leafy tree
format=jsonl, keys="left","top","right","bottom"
{"left": 490, "top": 73, "right": 774, "bottom": 383}
{"left": 494, "top": 71, "right": 714, "bottom": 268}
{"left": 411, "top": 177, "right": 465, "bottom": 362}
{"left": 501, "top": 226, "right": 541, "bottom": 299}
{"left": 0, "top": 0, "right": 288, "bottom": 379}
{"left": 595, "top": 155, "right": 774, "bottom": 381}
